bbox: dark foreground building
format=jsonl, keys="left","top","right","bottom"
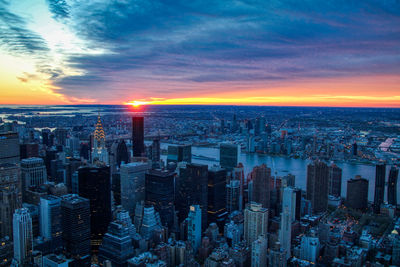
{"left": 145, "top": 169, "right": 175, "bottom": 228}
{"left": 61, "top": 194, "right": 91, "bottom": 266}
{"left": 374, "top": 163, "right": 386, "bottom": 213}
{"left": 78, "top": 166, "right": 111, "bottom": 252}
{"left": 346, "top": 175, "right": 369, "bottom": 211}
{"left": 388, "top": 166, "right": 399, "bottom": 206}
{"left": 306, "top": 160, "right": 329, "bottom": 214}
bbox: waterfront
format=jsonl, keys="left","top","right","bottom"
{"left": 161, "top": 144, "right": 398, "bottom": 203}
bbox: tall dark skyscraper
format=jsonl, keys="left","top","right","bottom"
{"left": 374, "top": 163, "right": 386, "bottom": 214}
{"left": 116, "top": 139, "right": 129, "bottom": 167}
{"left": 60, "top": 194, "right": 91, "bottom": 266}
{"left": 328, "top": 163, "right": 342, "bottom": 197}
{"left": 207, "top": 166, "right": 227, "bottom": 230}
{"left": 388, "top": 166, "right": 398, "bottom": 206}
{"left": 176, "top": 163, "right": 208, "bottom": 229}
{"left": 219, "top": 143, "right": 238, "bottom": 171}
{"left": 306, "top": 160, "right": 329, "bottom": 214}
{"left": 78, "top": 166, "right": 111, "bottom": 252}
{"left": 145, "top": 169, "right": 175, "bottom": 228}
{"left": 294, "top": 188, "right": 302, "bottom": 221}
{"left": 251, "top": 164, "right": 271, "bottom": 209}
{"left": 346, "top": 175, "right": 369, "bottom": 210}
{"left": 132, "top": 117, "right": 144, "bottom": 157}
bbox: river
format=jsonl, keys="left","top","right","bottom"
{"left": 160, "top": 144, "right": 398, "bottom": 203}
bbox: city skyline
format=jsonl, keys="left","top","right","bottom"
{"left": 1, "top": 1, "right": 400, "bottom": 107}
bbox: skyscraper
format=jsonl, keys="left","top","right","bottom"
{"left": 251, "top": 164, "right": 271, "bottom": 209}
{"left": 374, "top": 163, "right": 386, "bottom": 214}
{"left": 138, "top": 205, "right": 162, "bottom": 240}
{"left": 306, "top": 160, "right": 329, "bottom": 214}
{"left": 167, "top": 144, "right": 191, "bottom": 164}
{"left": 187, "top": 205, "right": 202, "bottom": 253}
{"left": 0, "top": 132, "right": 20, "bottom": 164}
{"left": 116, "top": 139, "right": 129, "bottom": 167}
{"left": 13, "top": 208, "right": 33, "bottom": 265}
{"left": 40, "top": 195, "right": 62, "bottom": 248}
{"left": 120, "top": 161, "right": 151, "bottom": 215}
{"left": 226, "top": 180, "right": 240, "bottom": 213}
{"left": 346, "top": 175, "right": 369, "bottom": 213}
{"left": 21, "top": 157, "right": 47, "bottom": 191}
{"left": 219, "top": 143, "right": 238, "bottom": 171}
{"left": 145, "top": 169, "right": 175, "bottom": 228}
{"left": 151, "top": 139, "right": 161, "bottom": 164}
{"left": 60, "top": 194, "right": 91, "bottom": 265}
{"left": 132, "top": 117, "right": 144, "bottom": 157}
{"left": 244, "top": 202, "right": 268, "bottom": 246}
{"left": 299, "top": 233, "right": 320, "bottom": 263}
{"left": 388, "top": 166, "right": 398, "bottom": 206}
{"left": 92, "top": 115, "right": 109, "bottom": 164}
{"left": 78, "top": 166, "right": 111, "bottom": 252}
{"left": 176, "top": 163, "right": 208, "bottom": 228}
{"left": 328, "top": 163, "right": 342, "bottom": 197}
{"left": 251, "top": 235, "right": 268, "bottom": 267}
{"left": 279, "top": 187, "right": 295, "bottom": 260}
{"left": 54, "top": 128, "right": 68, "bottom": 146}
{"left": 98, "top": 221, "right": 135, "bottom": 267}
{"left": 0, "top": 163, "right": 21, "bottom": 238}
{"left": 208, "top": 166, "right": 228, "bottom": 229}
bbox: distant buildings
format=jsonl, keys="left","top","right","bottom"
{"left": 219, "top": 143, "right": 238, "bottom": 171}
{"left": 374, "top": 163, "right": 386, "bottom": 213}
{"left": 244, "top": 202, "right": 268, "bottom": 246}
{"left": 306, "top": 160, "right": 329, "bottom": 214}
{"left": 346, "top": 175, "right": 369, "bottom": 210}
{"left": 13, "top": 208, "right": 33, "bottom": 265}
{"left": 132, "top": 117, "right": 145, "bottom": 157}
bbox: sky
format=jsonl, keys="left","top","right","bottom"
{"left": 0, "top": 0, "right": 399, "bottom": 107}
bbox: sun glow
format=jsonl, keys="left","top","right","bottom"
{"left": 124, "top": 100, "right": 150, "bottom": 108}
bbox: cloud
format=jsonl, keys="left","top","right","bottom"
{"left": 0, "top": 2, "right": 49, "bottom": 56}
{"left": 46, "top": 0, "right": 70, "bottom": 20}
{"left": 3, "top": 0, "right": 400, "bottom": 102}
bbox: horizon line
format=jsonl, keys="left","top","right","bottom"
{"left": 0, "top": 103, "right": 399, "bottom": 109}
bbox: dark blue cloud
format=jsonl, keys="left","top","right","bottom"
{"left": 0, "top": 1, "right": 49, "bottom": 56}
{"left": 46, "top": 0, "right": 70, "bottom": 20}
{"left": 42, "top": 0, "right": 400, "bottom": 99}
